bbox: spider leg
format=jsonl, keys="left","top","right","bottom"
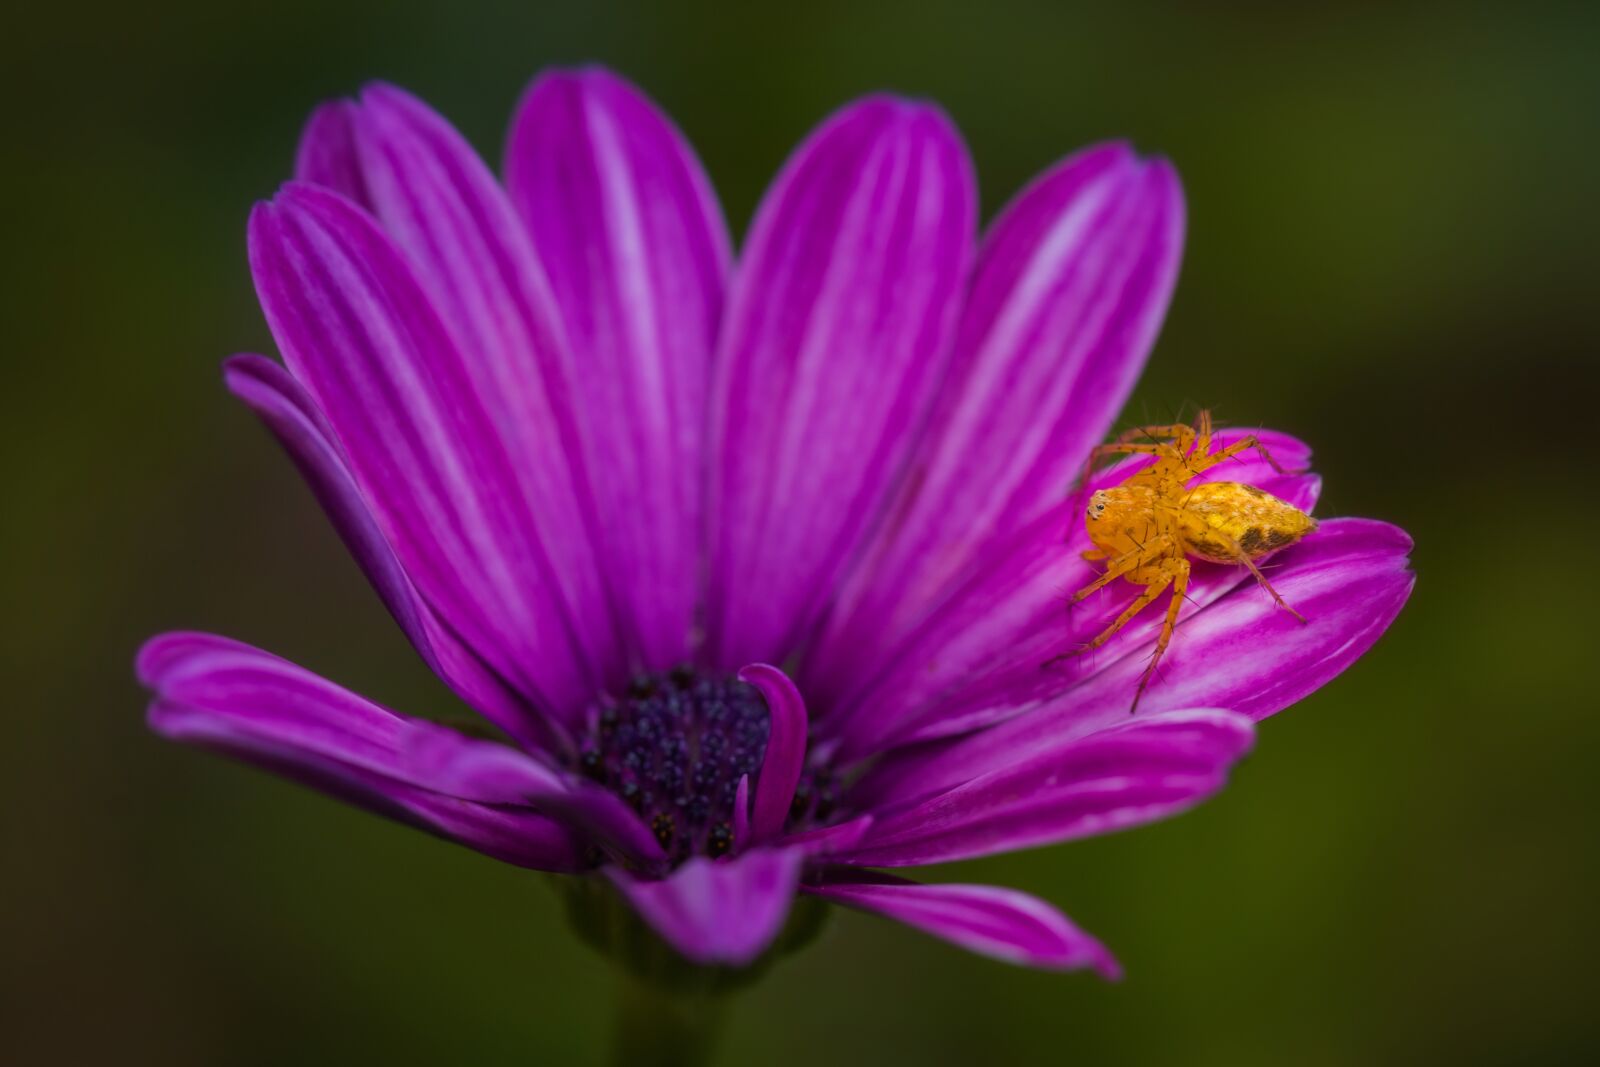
{"left": 1043, "top": 537, "right": 1174, "bottom": 669}
{"left": 1194, "top": 410, "right": 1213, "bottom": 458}
{"left": 1231, "top": 544, "right": 1308, "bottom": 623}
{"left": 1078, "top": 443, "right": 1186, "bottom": 493}
{"left": 1066, "top": 534, "right": 1173, "bottom": 605}
{"left": 1089, "top": 442, "right": 1180, "bottom": 463}
{"left": 1132, "top": 559, "right": 1191, "bottom": 713}
{"left": 1069, "top": 421, "right": 1200, "bottom": 504}
{"left": 1079, "top": 574, "right": 1171, "bottom": 656}
{"left": 1112, "top": 422, "right": 1196, "bottom": 453}
{"left": 1191, "top": 433, "right": 1286, "bottom": 475}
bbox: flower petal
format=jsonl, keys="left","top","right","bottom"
{"left": 400, "top": 722, "right": 666, "bottom": 869}
{"left": 223, "top": 353, "right": 548, "bottom": 747}
{"left": 250, "top": 181, "right": 599, "bottom": 730}
{"left": 138, "top": 632, "right": 580, "bottom": 871}
{"left": 804, "top": 871, "right": 1119, "bottom": 976}
{"left": 607, "top": 848, "right": 804, "bottom": 966}
{"left": 340, "top": 83, "right": 626, "bottom": 692}
{"left": 704, "top": 96, "right": 976, "bottom": 669}
{"left": 808, "top": 144, "right": 1185, "bottom": 709}
{"left": 507, "top": 68, "right": 731, "bottom": 669}
{"left": 781, "top": 814, "right": 874, "bottom": 857}
{"left": 836, "top": 709, "right": 1253, "bottom": 867}
{"left": 829, "top": 430, "right": 1318, "bottom": 758}
{"left": 294, "top": 100, "right": 371, "bottom": 207}
{"left": 856, "top": 518, "right": 1413, "bottom": 805}
{"left": 738, "top": 663, "right": 808, "bottom": 842}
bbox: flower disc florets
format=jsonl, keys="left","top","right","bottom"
{"left": 580, "top": 669, "right": 762, "bottom": 862}
{"left": 578, "top": 669, "right": 842, "bottom": 865}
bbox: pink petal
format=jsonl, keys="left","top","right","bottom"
{"left": 400, "top": 722, "right": 665, "bottom": 869}
{"left": 828, "top": 430, "right": 1318, "bottom": 758}
{"left": 138, "top": 633, "right": 580, "bottom": 871}
{"left": 805, "top": 871, "right": 1119, "bottom": 976}
{"left": 507, "top": 68, "right": 731, "bottom": 670}
{"left": 704, "top": 95, "right": 976, "bottom": 669}
{"left": 856, "top": 518, "right": 1413, "bottom": 806}
{"left": 250, "top": 182, "right": 599, "bottom": 726}
{"left": 223, "top": 354, "right": 550, "bottom": 748}
{"left": 294, "top": 100, "right": 372, "bottom": 207}
{"left": 338, "top": 83, "right": 626, "bottom": 694}
{"left": 837, "top": 709, "right": 1254, "bottom": 866}
{"left": 738, "top": 663, "right": 809, "bottom": 843}
{"left": 808, "top": 143, "right": 1184, "bottom": 711}
{"left": 607, "top": 848, "right": 803, "bottom": 966}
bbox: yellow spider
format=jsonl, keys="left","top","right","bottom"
{"left": 1055, "top": 411, "right": 1317, "bottom": 711}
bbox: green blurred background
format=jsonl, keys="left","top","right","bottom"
{"left": 6, "top": 2, "right": 1597, "bottom": 1063}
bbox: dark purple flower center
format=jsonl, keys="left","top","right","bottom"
{"left": 578, "top": 668, "right": 837, "bottom": 865}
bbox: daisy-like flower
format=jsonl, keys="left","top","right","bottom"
{"left": 139, "top": 67, "right": 1412, "bottom": 982}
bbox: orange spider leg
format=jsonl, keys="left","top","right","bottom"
{"left": 1230, "top": 542, "right": 1308, "bottom": 623}
{"left": 1080, "top": 442, "right": 1187, "bottom": 492}
{"left": 1088, "top": 442, "right": 1181, "bottom": 464}
{"left": 1083, "top": 424, "right": 1194, "bottom": 489}
{"left": 1132, "top": 559, "right": 1192, "bottom": 713}
{"left": 1044, "top": 537, "right": 1175, "bottom": 668}
{"left": 1067, "top": 534, "right": 1174, "bottom": 605}
{"left": 1078, "top": 573, "right": 1173, "bottom": 655}
{"left": 1191, "top": 433, "right": 1286, "bottom": 475}
{"left": 1112, "top": 422, "right": 1195, "bottom": 452}
{"left": 1193, "top": 410, "right": 1214, "bottom": 458}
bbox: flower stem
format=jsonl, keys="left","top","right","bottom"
{"left": 610, "top": 971, "right": 727, "bottom": 1067}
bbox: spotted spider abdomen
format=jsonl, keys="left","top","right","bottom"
{"left": 1179, "top": 481, "right": 1315, "bottom": 563}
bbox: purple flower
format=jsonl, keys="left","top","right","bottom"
{"left": 138, "top": 67, "right": 1413, "bottom": 977}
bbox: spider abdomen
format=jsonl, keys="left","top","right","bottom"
{"left": 1179, "top": 481, "right": 1315, "bottom": 563}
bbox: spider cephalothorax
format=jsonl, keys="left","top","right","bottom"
{"left": 1060, "top": 411, "right": 1317, "bottom": 710}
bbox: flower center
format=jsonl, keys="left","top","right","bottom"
{"left": 578, "top": 668, "right": 838, "bottom": 865}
